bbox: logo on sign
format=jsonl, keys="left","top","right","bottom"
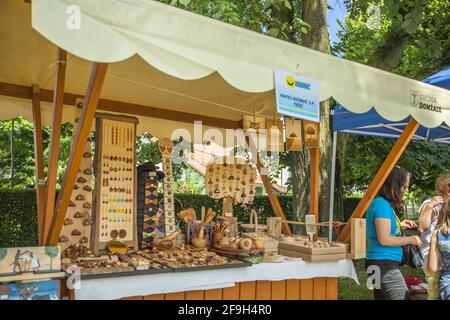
{"left": 409, "top": 90, "right": 442, "bottom": 113}
{"left": 410, "top": 90, "right": 419, "bottom": 108}
{"left": 285, "top": 76, "right": 311, "bottom": 90}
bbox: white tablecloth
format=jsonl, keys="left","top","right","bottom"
{"left": 74, "top": 259, "right": 358, "bottom": 300}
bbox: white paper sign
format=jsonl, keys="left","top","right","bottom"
{"left": 275, "top": 69, "right": 320, "bottom": 122}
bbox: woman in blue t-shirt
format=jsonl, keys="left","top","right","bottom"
{"left": 366, "top": 166, "right": 422, "bottom": 300}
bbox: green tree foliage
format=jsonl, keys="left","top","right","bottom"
{"left": 162, "top": 0, "right": 310, "bottom": 40}
{"left": 0, "top": 118, "right": 39, "bottom": 188}
{"left": 335, "top": 0, "right": 450, "bottom": 78}
{"left": 0, "top": 118, "right": 74, "bottom": 189}
{"left": 344, "top": 135, "right": 450, "bottom": 199}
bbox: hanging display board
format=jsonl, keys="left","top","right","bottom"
{"left": 275, "top": 69, "right": 320, "bottom": 123}
{"left": 136, "top": 162, "right": 164, "bottom": 248}
{"left": 58, "top": 139, "right": 93, "bottom": 251}
{"left": 92, "top": 114, "right": 139, "bottom": 253}
{"left": 158, "top": 137, "right": 177, "bottom": 236}
{"left": 205, "top": 159, "right": 257, "bottom": 205}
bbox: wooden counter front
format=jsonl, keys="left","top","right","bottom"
{"left": 118, "top": 278, "right": 338, "bottom": 300}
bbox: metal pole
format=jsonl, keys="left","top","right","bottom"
{"left": 329, "top": 131, "right": 338, "bottom": 242}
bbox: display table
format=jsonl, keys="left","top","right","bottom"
{"left": 70, "top": 258, "right": 358, "bottom": 300}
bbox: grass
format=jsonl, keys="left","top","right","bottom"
{"left": 338, "top": 260, "right": 426, "bottom": 300}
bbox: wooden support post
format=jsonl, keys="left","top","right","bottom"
{"left": 31, "top": 84, "right": 46, "bottom": 245}
{"left": 309, "top": 147, "right": 320, "bottom": 241}
{"left": 47, "top": 63, "right": 108, "bottom": 246}
{"left": 43, "top": 48, "right": 67, "bottom": 242}
{"left": 247, "top": 137, "right": 292, "bottom": 235}
{"left": 337, "top": 118, "right": 420, "bottom": 242}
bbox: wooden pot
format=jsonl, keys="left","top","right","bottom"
{"left": 213, "top": 232, "right": 224, "bottom": 246}
{"left": 191, "top": 226, "right": 208, "bottom": 249}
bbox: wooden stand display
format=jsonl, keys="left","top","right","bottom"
{"left": 58, "top": 139, "right": 93, "bottom": 251}
{"left": 92, "top": 113, "right": 139, "bottom": 253}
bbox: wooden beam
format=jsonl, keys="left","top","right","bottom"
{"left": 0, "top": 82, "right": 240, "bottom": 129}
{"left": 247, "top": 137, "right": 292, "bottom": 235}
{"left": 337, "top": 118, "right": 420, "bottom": 242}
{"left": 47, "top": 63, "right": 108, "bottom": 246}
{"left": 309, "top": 147, "right": 320, "bottom": 241}
{"left": 31, "top": 84, "right": 46, "bottom": 245}
{"left": 98, "top": 99, "right": 239, "bottom": 129}
{"left": 43, "top": 48, "right": 67, "bottom": 242}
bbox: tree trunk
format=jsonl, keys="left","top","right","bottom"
{"left": 290, "top": 150, "right": 310, "bottom": 234}
{"left": 334, "top": 133, "right": 350, "bottom": 221}
{"left": 301, "top": 0, "right": 332, "bottom": 234}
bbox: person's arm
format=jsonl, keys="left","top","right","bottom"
{"left": 418, "top": 205, "right": 434, "bottom": 233}
{"left": 418, "top": 197, "right": 444, "bottom": 233}
{"left": 428, "top": 231, "right": 442, "bottom": 273}
{"left": 401, "top": 220, "right": 418, "bottom": 231}
{"left": 375, "top": 218, "right": 422, "bottom": 247}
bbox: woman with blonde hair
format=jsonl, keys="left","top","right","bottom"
{"left": 418, "top": 172, "right": 450, "bottom": 299}
{"left": 428, "top": 201, "right": 450, "bottom": 300}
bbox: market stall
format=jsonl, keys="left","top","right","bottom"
{"left": 0, "top": 0, "right": 448, "bottom": 300}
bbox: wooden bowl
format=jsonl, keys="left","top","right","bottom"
{"left": 262, "top": 252, "right": 278, "bottom": 263}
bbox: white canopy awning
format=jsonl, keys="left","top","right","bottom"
{"left": 0, "top": 0, "right": 448, "bottom": 138}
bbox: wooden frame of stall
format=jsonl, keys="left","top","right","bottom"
{"left": 0, "top": 41, "right": 419, "bottom": 299}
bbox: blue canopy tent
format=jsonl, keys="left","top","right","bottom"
{"left": 424, "top": 66, "right": 450, "bottom": 90}
{"left": 328, "top": 67, "right": 450, "bottom": 240}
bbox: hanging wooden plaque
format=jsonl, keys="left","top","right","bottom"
{"left": 243, "top": 114, "right": 266, "bottom": 133}
{"left": 158, "top": 137, "right": 177, "bottom": 236}
{"left": 303, "top": 120, "right": 320, "bottom": 148}
{"left": 92, "top": 113, "right": 139, "bottom": 253}
{"left": 266, "top": 118, "right": 284, "bottom": 152}
{"left": 285, "top": 118, "right": 303, "bottom": 152}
